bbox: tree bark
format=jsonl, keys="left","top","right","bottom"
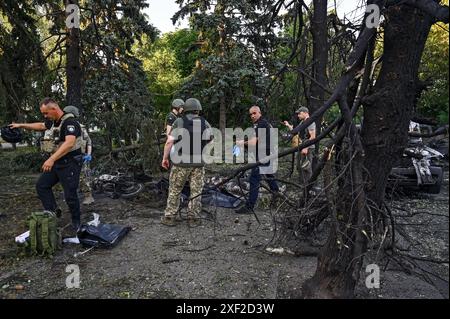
{"left": 310, "top": 0, "right": 328, "bottom": 131}
{"left": 361, "top": 4, "right": 433, "bottom": 206}
{"left": 65, "top": 0, "right": 82, "bottom": 111}
{"left": 303, "top": 98, "right": 368, "bottom": 298}
{"left": 219, "top": 94, "right": 226, "bottom": 142}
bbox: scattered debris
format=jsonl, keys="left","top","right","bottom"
{"left": 265, "top": 247, "right": 295, "bottom": 255}
{"left": 74, "top": 246, "right": 95, "bottom": 258}
{"left": 87, "top": 213, "right": 101, "bottom": 227}
{"left": 63, "top": 237, "right": 80, "bottom": 244}
{"left": 162, "top": 258, "right": 181, "bottom": 264}
{"left": 15, "top": 231, "right": 29, "bottom": 244}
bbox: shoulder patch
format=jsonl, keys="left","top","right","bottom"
{"left": 67, "top": 125, "right": 75, "bottom": 133}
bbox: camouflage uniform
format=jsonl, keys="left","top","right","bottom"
{"left": 164, "top": 111, "right": 211, "bottom": 221}
{"left": 164, "top": 166, "right": 205, "bottom": 219}
{"left": 80, "top": 163, "right": 93, "bottom": 194}
{"left": 79, "top": 125, "right": 94, "bottom": 204}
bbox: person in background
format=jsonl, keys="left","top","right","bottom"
{"left": 235, "top": 106, "right": 280, "bottom": 214}
{"left": 63, "top": 105, "right": 94, "bottom": 205}
{"left": 283, "top": 106, "right": 316, "bottom": 186}
{"left": 165, "top": 99, "right": 185, "bottom": 136}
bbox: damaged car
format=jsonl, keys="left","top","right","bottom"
{"left": 389, "top": 122, "right": 445, "bottom": 194}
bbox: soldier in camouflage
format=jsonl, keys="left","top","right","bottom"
{"left": 161, "top": 98, "right": 213, "bottom": 227}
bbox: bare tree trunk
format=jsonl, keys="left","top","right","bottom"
{"left": 65, "top": 0, "right": 82, "bottom": 111}
{"left": 361, "top": 4, "right": 433, "bottom": 206}
{"left": 303, "top": 108, "right": 368, "bottom": 298}
{"left": 310, "top": 0, "right": 328, "bottom": 123}
{"left": 216, "top": 1, "right": 227, "bottom": 154}
{"left": 309, "top": 0, "right": 328, "bottom": 171}
{"left": 219, "top": 95, "right": 226, "bottom": 138}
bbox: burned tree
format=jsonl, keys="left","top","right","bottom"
{"left": 302, "top": 0, "right": 449, "bottom": 298}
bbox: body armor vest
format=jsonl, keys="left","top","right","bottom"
{"left": 40, "top": 113, "right": 82, "bottom": 154}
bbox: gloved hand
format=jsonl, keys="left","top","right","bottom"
{"left": 83, "top": 154, "right": 92, "bottom": 163}
{"left": 232, "top": 145, "right": 241, "bottom": 156}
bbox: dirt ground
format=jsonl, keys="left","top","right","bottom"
{"left": 0, "top": 168, "right": 448, "bottom": 299}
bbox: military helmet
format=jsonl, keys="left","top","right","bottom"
{"left": 183, "top": 98, "right": 202, "bottom": 112}
{"left": 63, "top": 105, "right": 80, "bottom": 117}
{"left": 171, "top": 99, "right": 185, "bottom": 109}
{"left": 1, "top": 126, "right": 23, "bottom": 143}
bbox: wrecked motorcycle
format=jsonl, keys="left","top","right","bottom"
{"left": 389, "top": 142, "right": 444, "bottom": 194}
{"left": 92, "top": 172, "right": 144, "bottom": 199}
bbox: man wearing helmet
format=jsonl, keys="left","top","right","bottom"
{"left": 161, "top": 98, "right": 213, "bottom": 227}
{"left": 165, "top": 99, "right": 184, "bottom": 136}
{"left": 9, "top": 98, "right": 83, "bottom": 232}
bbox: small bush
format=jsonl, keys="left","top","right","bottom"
{"left": 0, "top": 146, "right": 43, "bottom": 175}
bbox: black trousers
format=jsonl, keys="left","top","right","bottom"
{"left": 247, "top": 167, "right": 279, "bottom": 209}
{"left": 36, "top": 156, "right": 82, "bottom": 223}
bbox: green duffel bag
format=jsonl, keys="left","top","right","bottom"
{"left": 23, "top": 211, "right": 62, "bottom": 257}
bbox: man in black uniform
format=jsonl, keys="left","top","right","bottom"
{"left": 165, "top": 99, "right": 184, "bottom": 136}
{"left": 10, "top": 97, "right": 83, "bottom": 231}
{"left": 235, "top": 105, "right": 280, "bottom": 214}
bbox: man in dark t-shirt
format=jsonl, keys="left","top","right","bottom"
{"left": 235, "top": 106, "right": 280, "bottom": 214}
{"left": 10, "top": 97, "right": 83, "bottom": 231}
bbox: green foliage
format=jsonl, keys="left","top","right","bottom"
{"left": 82, "top": 56, "right": 153, "bottom": 147}
{"left": 172, "top": 0, "right": 283, "bottom": 128}
{"left": 0, "top": 0, "right": 51, "bottom": 125}
{"left": 0, "top": 147, "right": 42, "bottom": 175}
{"left": 418, "top": 78, "right": 449, "bottom": 123}
{"left": 75, "top": 0, "right": 157, "bottom": 150}
{"left": 165, "top": 29, "right": 202, "bottom": 78}
{"left": 417, "top": 21, "right": 449, "bottom": 124}
{"left": 178, "top": 45, "right": 268, "bottom": 127}
{"left": 133, "top": 29, "right": 202, "bottom": 126}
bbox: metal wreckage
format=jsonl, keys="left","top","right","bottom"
{"left": 388, "top": 124, "right": 448, "bottom": 194}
